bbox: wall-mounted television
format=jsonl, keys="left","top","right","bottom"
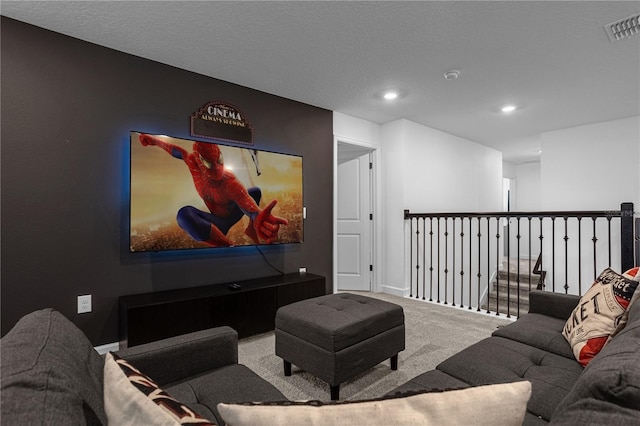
{"left": 129, "top": 131, "right": 303, "bottom": 252}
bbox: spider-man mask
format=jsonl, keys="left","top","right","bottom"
{"left": 194, "top": 142, "right": 225, "bottom": 180}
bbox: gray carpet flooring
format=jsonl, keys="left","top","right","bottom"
{"left": 238, "top": 291, "right": 511, "bottom": 402}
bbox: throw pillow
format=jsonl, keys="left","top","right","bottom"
{"left": 217, "top": 381, "right": 532, "bottom": 426}
{"left": 562, "top": 267, "right": 640, "bottom": 367}
{"left": 103, "top": 352, "right": 216, "bottom": 426}
{"left": 609, "top": 266, "right": 640, "bottom": 339}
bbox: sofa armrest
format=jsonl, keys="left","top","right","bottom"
{"left": 114, "top": 326, "right": 238, "bottom": 386}
{"left": 528, "top": 290, "right": 580, "bottom": 320}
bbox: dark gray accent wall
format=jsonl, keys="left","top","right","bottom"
{"left": 1, "top": 17, "right": 334, "bottom": 345}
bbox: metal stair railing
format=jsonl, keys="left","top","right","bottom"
{"left": 404, "top": 203, "right": 635, "bottom": 318}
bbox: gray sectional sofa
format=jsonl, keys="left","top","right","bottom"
{"left": 388, "top": 290, "right": 640, "bottom": 424}
{"left": 2, "top": 290, "right": 639, "bottom": 425}
{"left": 0, "top": 308, "right": 284, "bottom": 425}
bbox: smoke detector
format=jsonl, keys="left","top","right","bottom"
{"left": 604, "top": 13, "right": 640, "bottom": 42}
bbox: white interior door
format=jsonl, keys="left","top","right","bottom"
{"left": 337, "top": 150, "right": 372, "bottom": 291}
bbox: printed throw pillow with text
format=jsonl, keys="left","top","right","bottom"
{"left": 562, "top": 267, "right": 639, "bottom": 366}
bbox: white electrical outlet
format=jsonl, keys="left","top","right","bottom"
{"left": 77, "top": 294, "right": 92, "bottom": 314}
{"left": 299, "top": 267, "right": 307, "bottom": 273}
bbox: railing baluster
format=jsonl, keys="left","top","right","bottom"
{"left": 563, "top": 217, "right": 569, "bottom": 294}
{"left": 409, "top": 216, "right": 414, "bottom": 298}
{"left": 469, "top": 217, "right": 473, "bottom": 310}
{"left": 429, "top": 218, "right": 434, "bottom": 302}
{"left": 607, "top": 216, "right": 612, "bottom": 267}
{"left": 552, "top": 217, "right": 556, "bottom": 292}
{"left": 592, "top": 217, "right": 598, "bottom": 280}
{"left": 459, "top": 218, "right": 465, "bottom": 309}
{"left": 437, "top": 218, "right": 441, "bottom": 303}
{"left": 486, "top": 217, "right": 491, "bottom": 314}
{"left": 496, "top": 217, "right": 501, "bottom": 316}
{"left": 506, "top": 216, "right": 511, "bottom": 317}
{"left": 415, "top": 217, "right": 420, "bottom": 298}
{"left": 477, "top": 217, "right": 482, "bottom": 312}
{"left": 416, "top": 217, "right": 427, "bottom": 300}
{"left": 444, "top": 218, "right": 449, "bottom": 305}
{"left": 516, "top": 217, "right": 521, "bottom": 317}
{"left": 577, "top": 217, "right": 582, "bottom": 294}
{"left": 452, "top": 218, "right": 456, "bottom": 306}
{"left": 538, "top": 217, "right": 544, "bottom": 290}
{"left": 528, "top": 217, "right": 532, "bottom": 291}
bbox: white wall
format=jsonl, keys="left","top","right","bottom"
{"left": 541, "top": 116, "right": 639, "bottom": 210}
{"left": 504, "top": 161, "right": 542, "bottom": 259}
{"left": 334, "top": 114, "right": 504, "bottom": 299}
{"left": 539, "top": 116, "right": 640, "bottom": 293}
{"left": 506, "top": 116, "right": 640, "bottom": 214}
{"left": 514, "top": 162, "right": 541, "bottom": 211}
{"left": 333, "top": 112, "right": 381, "bottom": 147}
{"left": 395, "top": 119, "right": 502, "bottom": 213}
{"left": 383, "top": 119, "right": 503, "bottom": 297}
{"left": 503, "top": 162, "right": 516, "bottom": 180}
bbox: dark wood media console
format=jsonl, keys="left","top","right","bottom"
{"left": 119, "top": 272, "right": 326, "bottom": 348}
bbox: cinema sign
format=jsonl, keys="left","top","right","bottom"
{"left": 190, "top": 102, "right": 254, "bottom": 145}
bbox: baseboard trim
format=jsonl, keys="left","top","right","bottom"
{"left": 381, "top": 285, "right": 407, "bottom": 297}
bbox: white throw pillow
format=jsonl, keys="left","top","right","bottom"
{"left": 103, "top": 352, "right": 215, "bottom": 425}
{"left": 217, "top": 381, "right": 532, "bottom": 426}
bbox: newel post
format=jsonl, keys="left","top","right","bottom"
{"left": 620, "top": 202, "right": 634, "bottom": 272}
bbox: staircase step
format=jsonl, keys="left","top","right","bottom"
{"left": 491, "top": 281, "right": 534, "bottom": 296}
{"left": 502, "top": 258, "right": 537, "bottom": 274}
{"left": 497, "top": 270, "right": 536, "bottom": 281}
{"left": 482, "top": 257, "right": 537, "bottom": 316}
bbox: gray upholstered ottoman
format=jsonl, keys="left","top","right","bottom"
{"left": 275, "top": 293, "right": 405, "bottom": 400}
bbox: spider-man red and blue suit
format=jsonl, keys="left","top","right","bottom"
{"left": 139, "top": 133, "right": 287, "bottom": 247}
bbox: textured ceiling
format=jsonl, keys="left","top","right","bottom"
{"left": 2, "top": 1, "right": 639, "bottom": 163}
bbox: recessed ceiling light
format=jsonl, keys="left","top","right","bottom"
{"left": 501, "top": 105, "right": 517, "bottom": 113}
{"left": 443, "top": 70, "right": 460, "bottom": 80}
{"left": 383, "top": 91, "right": 398, "bottom": 100}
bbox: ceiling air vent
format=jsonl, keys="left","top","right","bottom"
{"left": 604, "top": 13, "right": 640, "bottom": 42}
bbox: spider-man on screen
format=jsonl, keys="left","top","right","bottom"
{"left": 138, "top": 133, "right": 288, "bottom": 247}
